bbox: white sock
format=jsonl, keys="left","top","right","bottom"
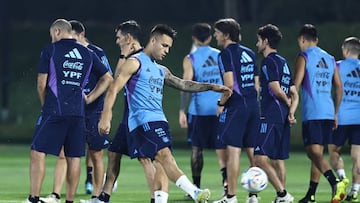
{"left": 154, "top": 190, "right": 168, "bottom": 203}
{"left": 175, "top": 175, "right": 199, "bottom": 199}
{"left": 336, "top": 169, "right": 346, "bottom": 179}
{"left": 352, "top": 183, "right": 360, "bottom": 193}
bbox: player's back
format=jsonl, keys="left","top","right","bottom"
{"left": 299, "top": 46, "right": 336, "bottom": 121}
{"left": 188, "top": 46, "right": 222, "bottom": 115}
{"left": 39, "top": 39, "right": 95, "bottom": 117}
{"left": 337, "top": 58, "right": 360, "bottom": 125}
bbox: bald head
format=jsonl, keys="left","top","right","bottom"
{"left": 50, "top": 19, "right": 72, "bottom": 43}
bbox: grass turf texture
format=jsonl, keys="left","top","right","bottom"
{"left": 0, "top": 144, "right": 352, "bottom": 203}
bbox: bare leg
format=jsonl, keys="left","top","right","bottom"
{"left": 245, "top": 147, "right": 256, "bottom": 167}
{"left": 102, "top": 151, "right": 122, "bottom": 195}
{"left": 65, "top": 157, "right": 81, "bottom": 201}
{"left": 29, "top": 150, "right": 46, "bottom": 196}
{"left": 255, "top": 155, "right": 284, "bottom": 192}
{"left": 270, "top": 159, "right": 286, "bottom": 187}
{"left": 139, "top": 158, "right": 156, "bottom": 199}
{"left": 53, "top": 147, "right": 67, "bottom": 195}
{"left": 329, "top": 144, "right": 345, "bottom": 179}
{"left": 88, "top": 149, "right": 105, "bottom": 196}
{"left": 191, "top": 146, "right": 203, "bottom": 187}
{"left": 351, "top": 145, "right": 360, "bottom": 189}
{"left": 226, "top": 146, "right": 241, "bottom": 196}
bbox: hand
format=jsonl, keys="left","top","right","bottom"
{"left": 212, "top": 84, "right": 232, "bottom": 96}
{"left": 179, "top": 111, "right": 188, "bottom": 128}
{"left": 217, "top": 106, "right": 225, "bottom": 117}
{"left": 333, "top": 115, "right": 338, "bottom": 130}
{"left": 98, "top": 111, "right": 112, "bottom": 135}
{"left": 288, "top": 113, "right": 297, "bottom": 125}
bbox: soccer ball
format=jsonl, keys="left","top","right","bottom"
{"left": 240, "top": 167, "right": 268, "bottom": 193}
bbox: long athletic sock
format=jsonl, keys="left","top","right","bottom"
{"left": 51, "top": 192, "right": 60, "bottom": 199}
{"left": 277, "top": 190, "right": 287, "bottom": 197}
{"left": 193, "top": 176, "right": 201, "bottom": 188}
{"left": 28, "top": 195, "right": 39, "bottom": 203}
{"left": 154, "top": 190, "right": 169, "bottom": 203}
{"left": 86, "top": 166, "right": 93, "bottom": 183}
{"left": 150, "top": 198, "right": 155, "bottom": 203}
{"left": 176, "top": 175, "right": 199, "bottom": 199}
{"left": 220, "top": 167, "right": 227, "bottom": 184}
{"left": 98, "top": 192, "right": 110, "bottom": 202}
{"left": 65, "top": 201, "right": 73, "bottom": 203}
{"left": 305, "top": 181, "right": 318, "bottom": 197}
{"left": 324, "top": 170, "right": 338, "bottom": 186}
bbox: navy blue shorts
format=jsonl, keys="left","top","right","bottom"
{"left": 108, "top": 122, "right": 132, "bottom": 157}
{"left": 85, "top": 112, "right": 109, "bottom": 151}
{"left": 189, "top": 115, "right": 221, "bottom": 149}
{"left": 332, "top": 125, "right": 360, "bottom": 146}
{"left": 302, "top": 120, "right": 333, "bottom": 146}
{"left": 254, "top": 119, "right": 291, "bottom": 160}
{"left": 217, "top": 105, "right": 259, "bottom": 148}
{"left": 130, "top": 121, "right": 172, "bottom": 160}
{"left": 31, "top": 115, "right": 86, "bottom": 157}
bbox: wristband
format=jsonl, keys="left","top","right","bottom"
{"left": 217, "top": 99, "right": 225, "bottom": 106}
{"left": 119, "top": 54, "right": 126, "bottom": 59}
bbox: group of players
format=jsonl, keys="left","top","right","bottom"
{"left": 21, "top": 17, "right": 359, "bottom": 203}
{"left": 179, "top": 20, "right": 360, "bottom": 203}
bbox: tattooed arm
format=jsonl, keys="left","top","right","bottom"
{"left": 163, "top": 65, "right": 230, "bottom": 93}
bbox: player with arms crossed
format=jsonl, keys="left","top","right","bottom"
{"left": 98, "top": 24, "right": 231, "bottom": 203}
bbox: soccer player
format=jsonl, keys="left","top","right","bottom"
{"left": 254, "top": 24, "right": 298, "bottom": 203}
{"left": 96, "top": 20, "right": 167, "bottom": 203}
{"left": 39, "top": 20, "right": 114, "bottom": 203}
{"left": 293, "top": 24, "right": 347, "bottom": 203}
{"left": 178, "top": 23, "right": 224, "bottom": 196}
{"left": 98, "top": 24, "right": 232, "bottom": 203}
{"left": 212, "top": 18, "right": 260, "bottom": 203}
{"left": 328, "top": 36, "right": 360, "bottom": 202}
{"left": 22, "top": 19, "right": 112, "bottom": 203}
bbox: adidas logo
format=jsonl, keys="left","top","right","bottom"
{"left": 283, "top": 64, "right": 290, "bottom": 75}
{"left": 104, "top": 140, "right": 109, "bottom": 145}
{"left": 316, "top": 57, "right": 328, "bottom": 69}
{"left": 64, "top": 48, "right": 82, "bottom": 59}
{"left": 346, "top": 67, "right": 360, "bottom": 78}
{"left": 240, "top": 51, "right": 253, "bottom": 63}
{"left": 202, "top": 56, "right": 218, "bottom": 68}
{"left": 255, "top": 146, "right": 260, "bottom": 151}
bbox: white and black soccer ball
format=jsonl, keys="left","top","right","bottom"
{"left": 240, "top": 167, "right": 268, "bottom": 193}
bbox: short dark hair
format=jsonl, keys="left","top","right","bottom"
{"left": 298, "top": 24, "right": 318, "bottom": 41}
{"left": 257, "top": 24, "right": 282, "bottom": 49}
{"left": 69, "top": 20, "right": 85, "bottom": 34}
{"left": 150, "top": 24, "right": 177, "bottom": 40}
{"left": 115, "top": 20, "right": 142, "bottom": 41}
{"left": 343, "top": 37, "right": 360, "bottom": 55}
{"left": 192, "top": 23, "right": 211, "bottom": 43}
{"left": 214, "top": 18, "right": 240, "bottom": 43}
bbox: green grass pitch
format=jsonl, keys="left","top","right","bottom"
{"left": 0, "top": 144, "right": 352, "bottom": 202}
